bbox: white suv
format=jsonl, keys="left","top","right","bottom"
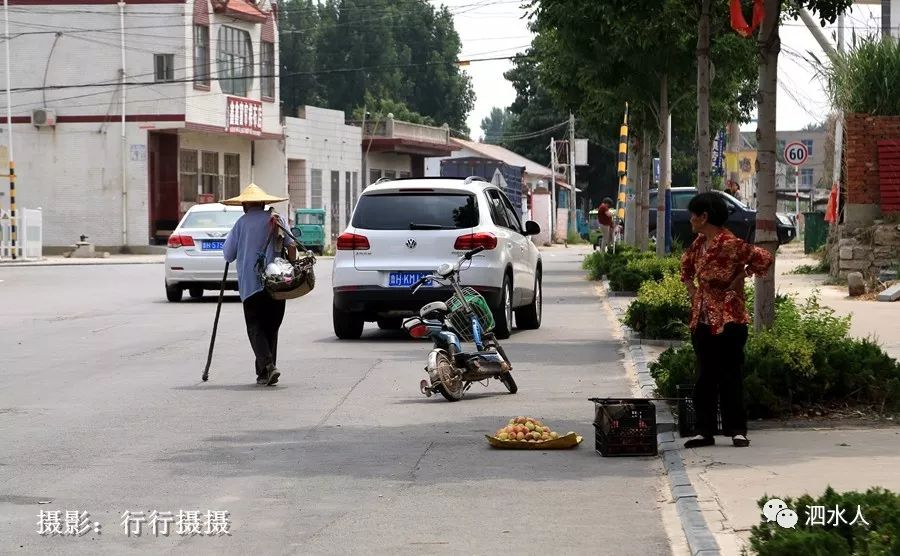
{"left": 332, "top": 176, "right": 543, "bottom": 340}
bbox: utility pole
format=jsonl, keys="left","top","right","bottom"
{"left": 550, "top": 137, "right": 557, "bottom": 241}
{"left": 3, "top": 0, "right": 15, "bottom": 259}
{"left": 567, "top": 113, "right": 576, "bottom": 237}
{"left": 360, "top": 105, "right": 367, "bottom": 189}
{"left": 657, "top": 77, "right": 670, "bottom": 256}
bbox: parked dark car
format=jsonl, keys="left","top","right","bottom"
{"left": 648, "top": 187, "right": 796, "bottom": 247}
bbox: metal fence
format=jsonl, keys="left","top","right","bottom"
{"left": 0, "top": 208, "right": 43, "bottom": 260}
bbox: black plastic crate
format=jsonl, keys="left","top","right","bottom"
{"left": 590, "top": 398, "right": 657, "bottom": 457}
{"left": 676, "top": 384, "right": 722, "bottom": 438}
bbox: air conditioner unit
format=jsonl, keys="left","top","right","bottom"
{"left": 31, "top": 108, "right": 57, "bottom": 127}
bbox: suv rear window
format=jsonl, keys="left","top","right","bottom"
{"left": 352, "top": 193, "right": 479, "bottom": 230}
{"left": 180, "top": 210, "right": 242, "bottom": 229}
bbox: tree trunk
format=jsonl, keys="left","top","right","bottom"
{"left": 657, "top": 74, "right": 669, "bottom": 257}
{"left": 633, "top": 136, "right": 644, "bottom": 248}
{"left": 625, "top": 139, "right": 638, "bottom": 246}
{"left": 696, "top": 0, "right": 712, "bottom": 192}
{"left": 753, "top": 0, "right": 782, "bottom": 331}
{"left": 640, "top": 129, "right": 652, "bottom": 250}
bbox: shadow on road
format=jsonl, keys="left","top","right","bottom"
{"left": 174, "top": 383, "right": 292, "bottom": 392}
{"left": 156, "top": 416, "right": 657, "bottom": 483}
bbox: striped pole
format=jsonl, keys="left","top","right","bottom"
{"left": 9, "top": 160, "right": 15, "bottom": 259}
{"left": 614, "top": 103, "right": 629, "bottom": 248}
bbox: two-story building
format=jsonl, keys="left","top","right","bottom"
{"left": 1, "top": 0, "right": 284, "bottom": 250}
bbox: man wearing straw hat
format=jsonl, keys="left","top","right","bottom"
{"left": 222, "top": 183, "right": 296, "bottom": 386}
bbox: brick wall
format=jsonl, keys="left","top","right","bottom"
{"left": 844, "top": 114, "right": 900, "bottom": 205}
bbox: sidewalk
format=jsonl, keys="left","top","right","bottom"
{"left": 775, "top": 242, "right": 899, "bottom": 359}
{"left": 0, "top": 254, "right": 165, "bottom": 266}
{"left": 603, "top": 245, "right": 900, "bottom": 555}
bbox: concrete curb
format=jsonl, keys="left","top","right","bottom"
{"left": 600, "top": 277, "right": 637, "bottom": 298}
{"left": 604, "top": 286, "right": 721, "bottom": 556}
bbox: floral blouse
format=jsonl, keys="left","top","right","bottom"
{"left": 680, "top": 230, "right": 774, "bottom": 335}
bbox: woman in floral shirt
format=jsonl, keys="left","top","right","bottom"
{"left": 680, "top": 193, "right": 774, "bottom": 448}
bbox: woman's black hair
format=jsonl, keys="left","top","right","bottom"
{"left": 602, "top": 197, "right": 614, "bottom": 206}
{"left": 687, "top": 192, "right": 729, "bottom": 227}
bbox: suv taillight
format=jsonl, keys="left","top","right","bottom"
{"left": 167, "top": 235, "right": 195, "bottom": 248}
{"left": 337, "top": 233, "right": 370, "bottom": 250}
{"left": 454, "top": 232, "right": 497, "bottom": 250}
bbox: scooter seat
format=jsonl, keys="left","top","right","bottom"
{"left": 419, "top": 301, "right": 448, "bottom": 318}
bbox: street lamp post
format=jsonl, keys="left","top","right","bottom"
{"left": 3, "top": 0, "right": 16, "bottom": 260}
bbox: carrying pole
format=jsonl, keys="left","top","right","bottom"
{"left": 202, "top": 261, "right": 230, "bottom": 382}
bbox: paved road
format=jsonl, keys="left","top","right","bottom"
{"left": 0, "top": 247, "right": 672, "bottom": 555}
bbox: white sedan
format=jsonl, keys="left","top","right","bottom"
{"left": 164, "top": 203, "right": 241, "bottom": 302}
{"left": 332, "top": 176, "right": 543, "bottom": 339}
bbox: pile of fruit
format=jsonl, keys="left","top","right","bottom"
{"left": 494, "top": 416, "right": 572, "bottom": 443}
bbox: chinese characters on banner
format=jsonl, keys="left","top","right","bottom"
{"left": 225, "top": 97, "right": 263, "bottom": 137}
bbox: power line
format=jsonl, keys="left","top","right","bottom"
{"left": 6, "top": 53, "right": 531, "bottom": 110}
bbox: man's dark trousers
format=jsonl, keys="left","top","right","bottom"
{"left": 242, "top": 291, "right": 286, "bottom": 377}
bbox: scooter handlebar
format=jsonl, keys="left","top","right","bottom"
{"left": 411, "top": 275, "right": 442, "bottom": 294}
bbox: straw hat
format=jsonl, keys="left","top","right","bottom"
{"left": 221, "top": 183, "right": 288, "bottom": 206}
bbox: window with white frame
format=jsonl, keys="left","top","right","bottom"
{"left": 193, "top": 25, "right": 210, "bottom": 87}
{"left": 217, "top": 26, "right": 254, "bottom": 97}
{"left": 369, "top": 169, "right": 381, "bottom": 185}
{"left": 154, "top": 54, "right": 175, "bottom": 82}
{"left": 802, "top": 139, "right": 814, "bottom": 156}
{"left": 800, "top": 168, "right": 814, "bottom": 187}
{"left": 261, "top": 41, "right": 275, "bottom": 99}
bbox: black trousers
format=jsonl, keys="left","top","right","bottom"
{"left": 691, "top": 323, "right": 749, "bottom": 437}
{"left": 242, "top": 291, "right": 286, "bottom": 376}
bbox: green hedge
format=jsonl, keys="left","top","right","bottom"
{"left": 582, "top": 246, "right": 680, "bottom": 291}
{"left": 648, "top": 292, "right": 900, "bottom": 417}
{"left": 622, "top": 273, "right": 691, "bottom": 340}
{"left": 749, "top": 487, "right": 900, "bottom": 555}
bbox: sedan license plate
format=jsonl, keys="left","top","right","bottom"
{"left": 202, "top": 240, "right": 225, "bottom": 251}
{"left": 388, "top": 272, "right": 433, "bottom": 288}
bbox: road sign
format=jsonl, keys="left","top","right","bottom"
{"left": 783, "top": 141, "right": 809, "bottom": 167}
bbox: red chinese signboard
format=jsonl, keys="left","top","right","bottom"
{"left": 225, "top": 96, "right": 263, "bottom": 137}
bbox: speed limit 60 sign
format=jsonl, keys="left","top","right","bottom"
{"left": 784, "top": 142, "right": 809, "bottom": 167}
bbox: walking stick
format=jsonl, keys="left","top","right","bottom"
{"left": 202, "top": 261, "right": 230, "bottom": 382}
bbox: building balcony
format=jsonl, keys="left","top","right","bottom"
{"left": 361, "top": 115, "right": 457, "bottom": 157}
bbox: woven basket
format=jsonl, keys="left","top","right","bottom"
{"left": 262, "top": 253, "right": 316, "bottom": 300}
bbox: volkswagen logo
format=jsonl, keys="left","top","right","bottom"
{"left": 406, "top": 238, "right": 417, "bottom": 249}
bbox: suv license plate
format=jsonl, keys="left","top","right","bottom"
{"left": 202, "top": 240, "right": 225, "bottom": 251}
{"left": 388, "top": 272, "right": 433, "bottom": 288}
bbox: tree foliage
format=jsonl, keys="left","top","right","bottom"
{"left": 279, "top": 0, "right": 475, "bottom": 131}
{"left": 498, "top": 50, "right": 569, "bottom": 166}
{"left": 524, "top": 0, "right": 758, "bottom": 172}
{"left": 823, "top": 37, "right": 900, "bottom": 116}
{"left": 480, "top": 107, "right": 518, "bottom": 144}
